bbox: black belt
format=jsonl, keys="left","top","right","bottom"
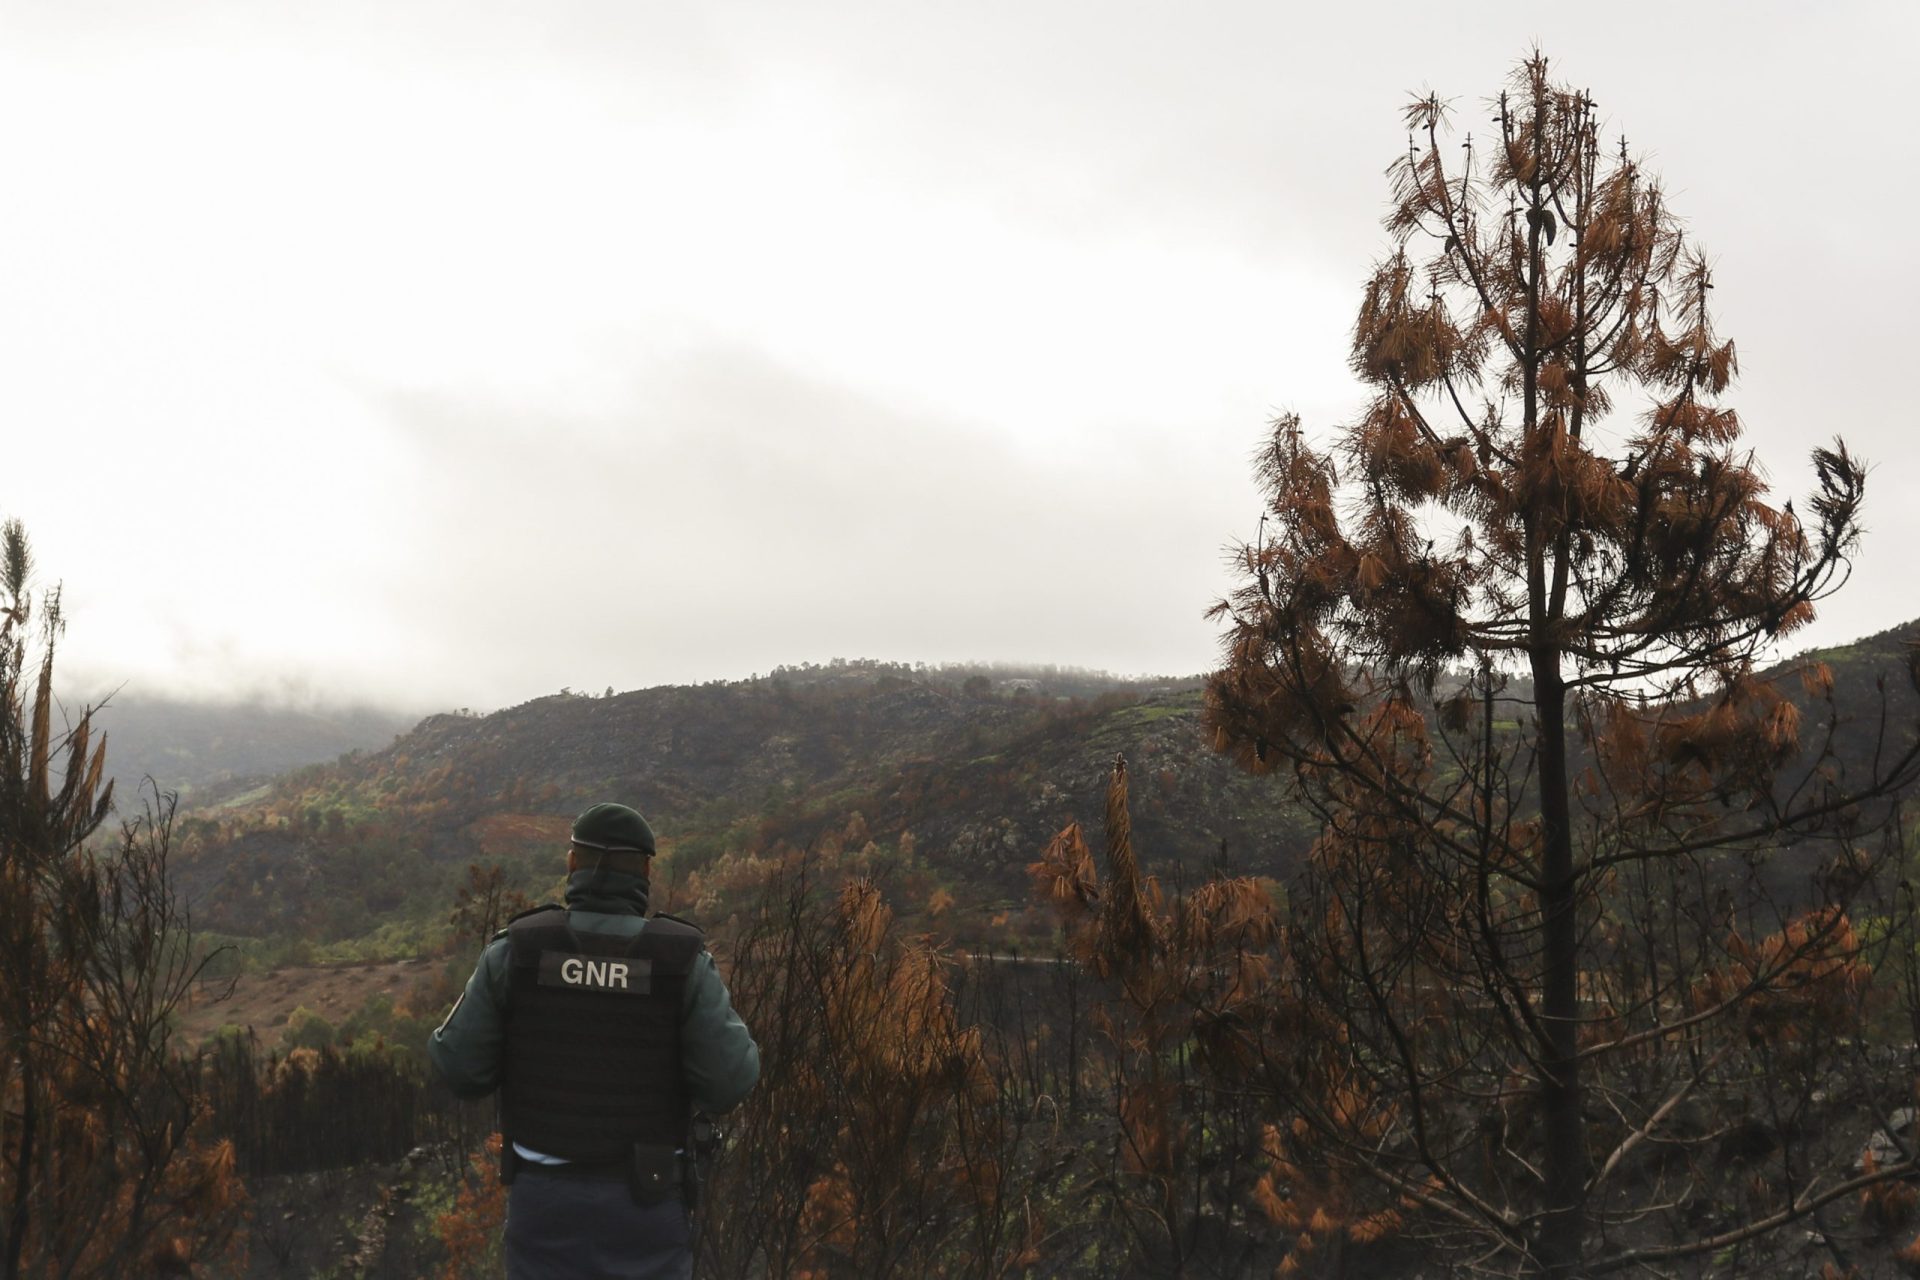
{"left": 502, "top": 1143, "right": 684, "bottom": 1206}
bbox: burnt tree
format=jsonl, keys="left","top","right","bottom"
{"left": 0, "top": 519, "right": 242, "bottom": 1277}
{"left": 1207, "top": 55, "right": 1920, "bottom": 1277}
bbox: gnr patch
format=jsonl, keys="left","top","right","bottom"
{"left": 537, "top": 951, "right": 652, "bottom": 995}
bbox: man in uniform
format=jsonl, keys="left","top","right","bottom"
{"left": 430, "top": 802, "right": 760, "bottom": 1280}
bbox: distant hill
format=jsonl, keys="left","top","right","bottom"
{"left": 169, "top": 661, "right": 1317, "bottom": 955}
{"left": 165, "top": 627, "right": 1920, "bottom": 962}
{"left": 82, "top": 696, "right": 416, "bottom": 809}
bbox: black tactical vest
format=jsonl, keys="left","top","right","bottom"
{"left": 502, "top": 908, "right": 705, "bottom": 1162}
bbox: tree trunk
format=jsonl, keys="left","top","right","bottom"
{"left": 1531, "top": 659, "right": 1587, "bottom": 1277}
{"left": 4, "top": 1058, "right": 33, "bottom": 1280}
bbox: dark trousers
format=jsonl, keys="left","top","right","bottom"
{"left": 505, "top": 1171, "right": 691, "bottom": 1280}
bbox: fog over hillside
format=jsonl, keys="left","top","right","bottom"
{"left": 68, "top": 614, "right": 1917, "bottom": 818}
{"left": 62, "top": 659, "right": 1177, "bottom": 813}
{"left": 82, "top": 695, "right": 417, "bottom": 808}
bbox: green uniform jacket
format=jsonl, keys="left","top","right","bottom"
{"left": 428, "top": 866, "right": 760, "bottom": 1116}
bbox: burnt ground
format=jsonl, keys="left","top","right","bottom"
{"left": 214, "top": 1143, "right": 481, "bottom": 1280}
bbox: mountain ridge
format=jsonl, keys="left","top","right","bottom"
{"left": 164, "top": 626, "right": 1920, "bottom": 960}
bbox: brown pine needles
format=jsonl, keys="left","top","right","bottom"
{"left": 1204, "top": 52, "right": 1920, "bottom": 1279}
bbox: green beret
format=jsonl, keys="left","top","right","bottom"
{"left": 571, "top": 802, "right": 656, "bottom": 856}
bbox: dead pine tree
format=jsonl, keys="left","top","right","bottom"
{"left": 1031, "top": 757, "right": 1284, "bottom": 1277}
{"left": 1206, "top": 54, "right": 1920, "bottom": 1278}
{"left": 696, "top": 853, "right": 1036, "bottom": 1280}
{"left": 449, "top": 862, "right": 532, "bottom": 950}
{"left": 0, "top": 518, "right": 243, "bottom": 1278}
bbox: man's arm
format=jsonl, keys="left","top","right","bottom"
{"left": 428, "top": 937, "right": 512, "bottom": 1099}
{"left": 680, "top": 950, "right": 760, "bottom": 1114}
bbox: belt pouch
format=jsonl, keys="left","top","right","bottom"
{"left": 627, "top": 1143, "right": 680, "bottom": 1206}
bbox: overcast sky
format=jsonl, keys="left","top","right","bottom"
{"left": 2, "top": 0, "right": 1913, "bottom": 711}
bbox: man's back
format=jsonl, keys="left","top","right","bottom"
{"left": 429, "top": 803, "right": 759, "bottom": 1279}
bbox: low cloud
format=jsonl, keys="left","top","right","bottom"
{"left": 364, "top": 345, "right": 1262, "bottom": 707}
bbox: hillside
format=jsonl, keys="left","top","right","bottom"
{"left": 170, "top": 623, "right": 1920, "bottom": 964}
{"left": 171, "top": 662, "right": 1318, "bottom": 957}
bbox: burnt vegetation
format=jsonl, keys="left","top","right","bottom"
{"left": 0, "top": 520, "right": 245, "bottom": 1278}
